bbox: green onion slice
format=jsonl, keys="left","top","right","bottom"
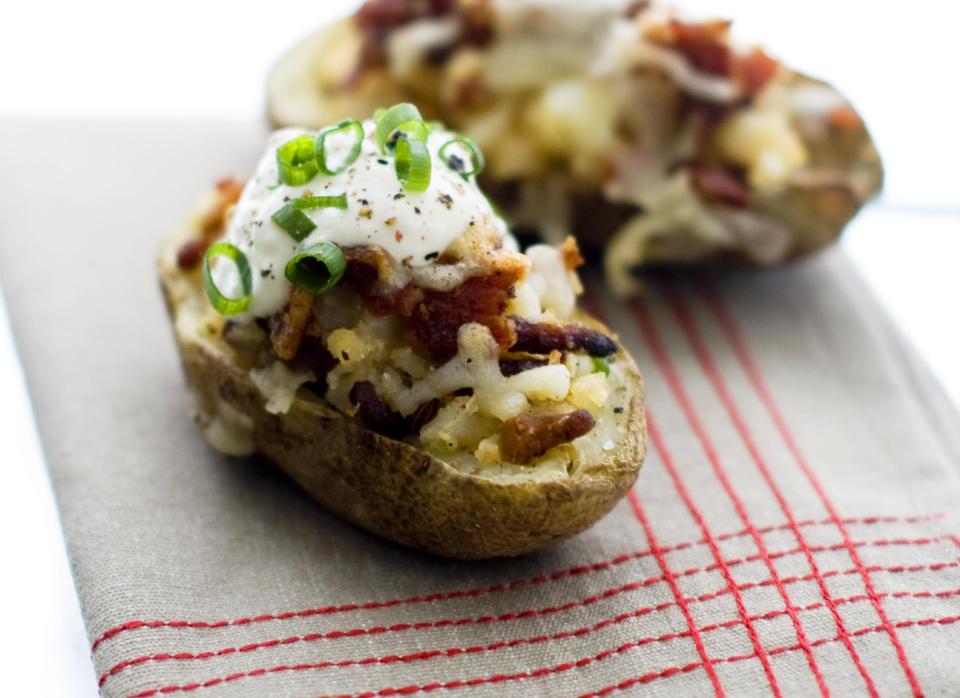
{"left": 285, "top": 241, "right": 346, "bottom": 295}
{"left": 395, "top": 134, "right": 432, "bottom": 192}
{"left": 272, "top": 203, "right": 317, "bottom": 242}
{"left": 294, "top": 194, "right": 348, "bottom": 210}
{"left": 439, "top": 137, "right": 485, "bottom": 179}
{"left": 276, "top": 135, "right": 319, "bottom": 186}
{"left": 374, "top": 103, "right": 423, "bottom": 153}
{"left": 203, "top": 242, "right": 253, "bottom": 316}
{"left": 316, "top": 120, "right": 364, "bottom": 175}
{"left": 591, "top": 357, "right": 610, "bottom": 375}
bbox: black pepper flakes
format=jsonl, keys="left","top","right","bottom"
{"left": 393, "top": 192, "right": 404, "bottom": 200}
{"left": 613, "top": 407, "right": 624, "bottom": 414}
{"left": 424, "top": 251, "right": 439, "bottom": 260}
{"left": 414, "top": 207, "right": 422, "bottom": 215}
{"left": 377, "top": 159, "right": 388, "bottom": 165}
{"left": 438, "top": 193, "right": 453, "bottom": 209}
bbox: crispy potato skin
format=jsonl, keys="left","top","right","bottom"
{"left": 159, "top": 222, "right": 646, "bottom": 559}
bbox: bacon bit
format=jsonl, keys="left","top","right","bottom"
{"left": 349, "top": 381, "right": 407, "bottom": 439}
{"left": 349, "top": 381, "right": 439, "bottom": 439}
{"left": 344, "top": 246, "right": 426, "bottom": 316}
{"left": 734, "top": 47, "right": 779, "bottom": 95}
{"left": 408, "top": 270, "right": 519, "bottom": 362}
{"left": 624, "top": 0, "right": 650, "bottom": 19}
{"left": 499, "top": 357, "right": 549, "bottom": 377}
{"left": 559, "top": 236, "right": 586, "bottom": 271}
{"left": 176, "top": 238, "right": 208, "bottom": 270}
{"left": 500, "top": 410, "right": 596, "bottom": 464}
{"left": 350, "top": 0, "right": 457, "bottom": 84}
{"left": 269, "top": 287, "right": 316, "bottom": 361}
{"left": 395, "top": 230, "right": 404, "bottom": 242}
{"left": 176, "top": 177, "right": 244, "bottom": 270}
{"left": 298, "top": 335, "right": 337, "bottom": 386}
{"left": 452, "top": 73, "right": 493, "bottom": 111}
{"left": 511, "top": 319, "right": 617, "bottom": 357}
{"left": 828, "top": 105, "right": 863, "bottom": 130}
{"left": 657, "top": 19, "right": 733, "bottom": 77}
{"left": 689, "top": 162, "right": 750, "bottom": 208}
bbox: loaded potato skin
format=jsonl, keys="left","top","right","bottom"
{"left": 160, "top": 106, "right": 646, "bottom": 559}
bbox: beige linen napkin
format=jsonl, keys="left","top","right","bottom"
{"left": 1, "top": 118, "right": 959, "bottom": 697}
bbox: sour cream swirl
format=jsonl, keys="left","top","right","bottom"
{"left": 215, "top": 120, "right": 508, "bottom": 318}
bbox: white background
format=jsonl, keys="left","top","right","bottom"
{"left": 1, "top": 1, "right": 957, "bottom": 695}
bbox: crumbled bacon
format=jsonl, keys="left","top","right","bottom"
{"left": 734, "top": 47, "right": 779, "bottom": 95}
{"left": 689, "top": 162, "right": 750, "bottom": 207}
{"left": 500, "top": 409, "right": 596, "bottom": 464}
{"left": 269, "top": 287, "right": 316, "bottom": 361}
{"left": 499, "top": 357, "right": 549, "bottom": 377}
{"left": 652, "top": 21, "right": 778, "bottom": 97}
{"left": 511, "top": 319, "right": 617, "bottom": 357}
{"left": 349, "top": 381, "right": 440, "bottom": 439}
{"left": 176, "top": 177, "right": 244, "bottom": 270}
{"left": 559, "top": 235, "right": 586, "bottom": 271}
{"left": 344, "top": 246, "right": 425, "bottom": 316}
{"left": 352, "top": 0, "right": 458, "bottom": 80}
{"left": 660, "top": 19, "right": 733, "bottom": 77}
{"left": 350, "top": 381, "right": 407, "bottom": 439}
{"left": 407, "top": 270, "right": 520, "bottom": 362}
{"left": 828, "top": 106, "right": 863, "bottom": 130}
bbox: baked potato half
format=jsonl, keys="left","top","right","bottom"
{"left": 160, "top": 113, "right": 646, "bottom": 559}
{"left": 267, "top": 1, "right": 883, "bottom": 292}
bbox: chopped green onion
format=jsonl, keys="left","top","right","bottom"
{"left": 316, "top": 120, "right": 364, "bottom": 175}
{"left": 439, "top": 137, "right": 485, "bottom": 179}
{"left": 374, "top": 103, "right": 423, "bottom": 153}
{"left": 294, "top": 194, "right": 348, "bottom": 210}
{"left": 385, "top": 119, "right": 430, "bottom": 152}
{"left": 394, "top": 133, "right": 432, "bottom": 192}
{"left": 272, "top": 203, "right": 317, "bottom": 242}
{"left": 285, "top": 241, "right": 346, "bottom": 295}
{"left": 591, "top": 357, "right": 610, "bottom": 375}
{"left": 203, "top": 242, "right": 253, "bottom": 316}
{"left": 276, "top": 135, "right": 319, "bottom": 186}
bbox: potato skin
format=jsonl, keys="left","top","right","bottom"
{"left": 266, "top": 20, "right": 883, "bottom": 269}
{"left": 159, "top": 231, "right": 646, "bottom": 559}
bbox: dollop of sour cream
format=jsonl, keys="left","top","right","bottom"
{"left": 215, "top": 121, "right": 508, "bottom": 318}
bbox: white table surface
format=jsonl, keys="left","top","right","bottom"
{"left": 1, "top": 1, "right": 957, "bottom": 694}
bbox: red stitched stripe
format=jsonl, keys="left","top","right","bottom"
{"left": 642, "top": 408, "right": 783, "bottom": 696}
{"left": 702, "top": 284, "right": 926, "bottom": 696}
{"left": 89, "top": 513, "right": 939, "bottom": 653}
{"left": 664, "top": 283, "right": 877, "bottom": 696}
{"left": 581, "top": 611, "right": 960, "bottom": 698}
{"left": 99, "top": 538, "right": 956, "bottom": 687}
{"left": 634, "top": 298, "right": 809, "bottom": 695}
{"left": 123, "top": 603, "right": 960, "bottom": 698}
{"left": 626, "top": 490, "right": 726, "bottom": 696}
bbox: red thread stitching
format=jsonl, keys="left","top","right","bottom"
{"left": 635, "top": 298, "right": 800, "bottom": 696}
{"left": 89, "top": 513, "right": 941, "bottom": 653}
{"left": 581, "top": 611, "right": 960, "bottom": 698}
{"left": 123, "top": 601, "right": 960, "bottom": 698}
{"left": 643, "top": 411, "right": 782, "bottom": 694}
{"left": 702, "top": 284, "right": 926, "bottom": 696}
{"left": 99, "top": 540, "right": 957, "bottom": 687}
{"left": 626, "top": 490, "right": 725, "bottom": 696}
{"left": 664, "top": 283, "right": 876, "bottom": 696}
